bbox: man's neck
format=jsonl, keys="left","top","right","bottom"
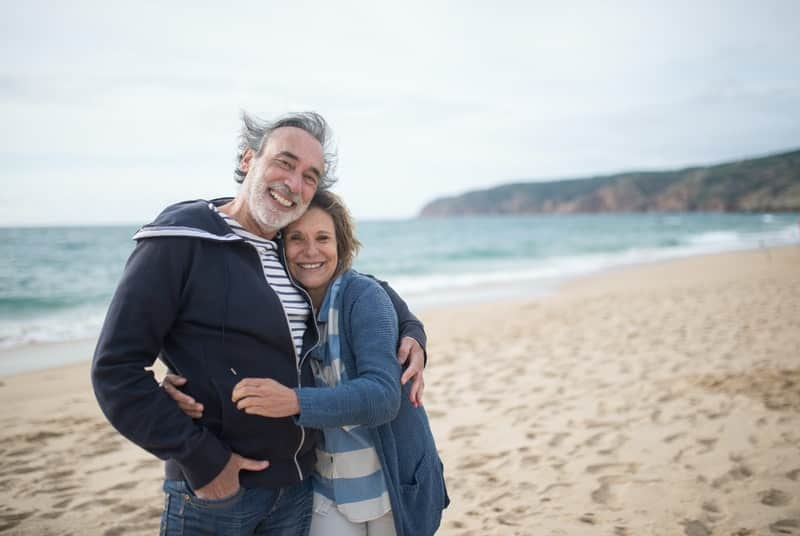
{"left": 218, "top": 199, "right": 279, "bottom": 240}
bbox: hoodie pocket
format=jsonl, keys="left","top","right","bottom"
{"left": 210, "top": 375, "right": 301, "bottom": 461}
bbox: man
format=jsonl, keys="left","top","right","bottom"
{"left": 91, "top": 112, "right": 427, "bottom": 536}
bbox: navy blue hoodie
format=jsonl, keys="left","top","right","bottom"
{"left": 91, "top": 198, "right": 426, "bottom": 491}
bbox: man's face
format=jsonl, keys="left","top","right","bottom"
{"left": 240, "top": 127, "right": 324, "bottom": 233}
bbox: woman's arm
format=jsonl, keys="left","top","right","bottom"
{"left": 294, "top": 280, "right": 402, "bottom": 429}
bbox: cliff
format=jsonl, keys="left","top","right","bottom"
{"left": 419, "top": 149, "right": 800, "bottom": 216}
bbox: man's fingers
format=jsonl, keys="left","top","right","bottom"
{"left": 400, "top": 361, "right": 421, "bottom": 386}
{"left": 232, "top": 385, "right": 263, "bottom": 403}
{"left": 163, "top": 382, "right": 198, "bottom": 406}
{"left": 409, "top": 375, "right": 425, "bottom": 407}
{"left": 163, "top": 374, "right": 188, "bottom": 387}
{"left": 232, "top": 379, "right": 276, "bottom": 402}
{"left": 236, "top": 456, "right": 269, "bottom": 472}
{"left": 179, "top": 400, "right": 204, "bottom": 413}
{"left": 396, "top": 337, "right": 412, "bottom": 366}
{"left": 400, "top": 338, "right": 424, "bottom": 385}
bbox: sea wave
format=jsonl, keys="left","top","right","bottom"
{"left": 390, "top": 223, "right": 799, "bottom": 304}
{"left": 0, "top": 218, "right": 797, "bottom": 349}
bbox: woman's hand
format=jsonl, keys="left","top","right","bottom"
{"left": 397, "top": 336, "right": 425, "bottom": 408}
{"left": 161, "top": 374, "right": 204, "bottom": 419}
{"left": 232, "top": 378, "right": 300, "bottom": 418}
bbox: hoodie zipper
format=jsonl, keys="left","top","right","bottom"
{"left": 245, "top": 240, "right": 320, "bottom": 481}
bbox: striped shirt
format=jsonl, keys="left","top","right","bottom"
{"left": 310, "top": 276, "right": 392, "bottom": 523}
{"left": 215, "top": 209, "right": 310, "bottom": 355}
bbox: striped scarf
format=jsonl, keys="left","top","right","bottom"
{"left": 310, "top": 274, "right": 392, "bottom": 522}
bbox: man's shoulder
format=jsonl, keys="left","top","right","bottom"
{"left": 134, "top": 198, "right": 235, "bottom": 241}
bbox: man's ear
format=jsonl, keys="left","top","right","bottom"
{"left": 240, "top": 148, "right": 254, "bottom": 174}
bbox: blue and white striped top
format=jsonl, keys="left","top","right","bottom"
{"left": 310, "top": 276, "right": 392, "bottom": 523}
{"left": 215, "top": 209, "right": 310, "bottom": 355}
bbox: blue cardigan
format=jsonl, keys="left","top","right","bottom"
{"left": 295, "top": 270, "right": 449, "bottom": 536}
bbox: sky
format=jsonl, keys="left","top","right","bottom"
{"left": 1, "top": 1, "right": 799, "bottom": 225}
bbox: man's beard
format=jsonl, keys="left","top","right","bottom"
{"left": 247, "top": 180, "right": 308, "bottom": 235}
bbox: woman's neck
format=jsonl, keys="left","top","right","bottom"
{"left": 308, "top": 287, "right": 327, "bottom": 312}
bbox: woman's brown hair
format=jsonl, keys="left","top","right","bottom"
{"left": 307, "top": 190, "right": 361, "bottom": 276}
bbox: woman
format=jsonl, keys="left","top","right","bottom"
{"left": 170, "top": 191, "right": 448, "bottom": 535}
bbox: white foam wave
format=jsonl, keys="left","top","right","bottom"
{"left": 391, "top": 224, "right": 800, "bottom": 306}
{"left": 0, "top": 307, "right": 106, "bottom": 350}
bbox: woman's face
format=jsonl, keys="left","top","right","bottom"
{"left": 284, "top": 207, "right": 339, "bottom": 297}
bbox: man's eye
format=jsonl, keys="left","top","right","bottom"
{"left": 303, "top": 174, "right": 318, "bottom": 185}
{"left": 276, "top": 159, "right": 292, "bottom": 169}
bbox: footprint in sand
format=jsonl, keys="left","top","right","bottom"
{"left": 0, "top": 510, "right": 35, "bottom": 532}
{"left": 99, "top": 481, "right": 139, "bottom": 495}
{"left": 585, "top": 462, "right": 638, "bottom": 475}
{"left": 457, "top": 455, "right": 487, "bottom": 470}
{"left": 53, "top": 498, "right": 73, "bottom": 509}
{"left": 696, "top": 437, "right": 718, "bottom": 454}
{"left": 110, "top": 503, "right": 141, "bottom": 515}
{"left": 759, "top": 489, "right": 792, "bottom": 507}
{"left": 548, "top": 432, "right": 570, "bottom": 448}
{"left": 521, "top": 454, "right": 540, "bottom": 467}
{"left": 73, "top": 497, "right": 120, "bottom": 511}
{"left": 770, "top": 519, "right": 800, "bottom": 535}
{"left": 712, "top": 464, "right": 753, "bottom": 489}
{"left": 449, "top": 426, "right": 479, "bottom": 441}
{"left": 590, "top": 480, "right": 613, "bottom": 506}
{"left": 786, "top": 468, "right": 800, "bottom": 481}
{"left": 682, "top": 519, "right": 711, "bottom": 536}
{"left": 39, "top": 510, "right": 66, "bottom": 520}
{"left": 42, "top": 469, "right": 75, "bottom": 480}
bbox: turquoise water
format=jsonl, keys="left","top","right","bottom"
{"left": 1, "top": 212, "right": 798, "bottom": 350}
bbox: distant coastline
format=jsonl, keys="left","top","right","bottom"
{"left": 420, "top": 148, "right": 800, "bottom": 217}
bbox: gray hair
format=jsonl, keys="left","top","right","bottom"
{"left": 234, "top": 111, "right": 338, "bottom": 190}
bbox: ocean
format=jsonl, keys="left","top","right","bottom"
{"left": 1, "top": 212, "right": 798, "bottom": 355}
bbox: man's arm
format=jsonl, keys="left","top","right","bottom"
{"left": 374, "top": 278, "right": 428, "bottom": 406}
{"left": 91, "top": 238, "right": 233, "bottom": 491}
{"left": 376, "top": 280, "right": 427, "bottom": 355}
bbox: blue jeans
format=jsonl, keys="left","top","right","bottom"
{"left": 160, "top": 479, "right": 313, "bottom": 536}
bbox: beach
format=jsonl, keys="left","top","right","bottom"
{"left": 1, "top": 247, "right": 798, "bottom": 535}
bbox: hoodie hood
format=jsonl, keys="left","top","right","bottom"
{"left": 132, "top": 198, "right": 243, "bottom": 242}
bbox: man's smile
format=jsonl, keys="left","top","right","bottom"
{"left": 268, "top": 187, "right": 296, "bottom": 208}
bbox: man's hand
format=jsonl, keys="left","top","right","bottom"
{"left": 161, "top": 374, "right": 204, "bottom": 419}
{"left": 194, "top": 453, "right": 268, "bottom": 500}
{"left": 397, "top": 336, "right": 425, "bottom": 408}
{"left": 232, "top": 378, "right": 300, "bottom": 418}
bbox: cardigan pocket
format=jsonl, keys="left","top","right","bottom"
{"left": 399, "top": 452, "right": 446, "bottom": 536}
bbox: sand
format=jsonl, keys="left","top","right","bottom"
{"left": 1, "top": 247, "right": 798, "bottom": 535}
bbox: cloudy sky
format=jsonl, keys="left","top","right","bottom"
{"left": 1, "top": 1, "right": 798, "bottom": 225}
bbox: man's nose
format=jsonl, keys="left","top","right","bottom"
{"left": 284, "top": 171, "right": 303, "bottom": 194}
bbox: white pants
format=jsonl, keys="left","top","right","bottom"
{"left": 309, "top": 493, "right": 396, "bottom": 536}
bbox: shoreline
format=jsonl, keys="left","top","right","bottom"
{"left": 2, "top": 244, "right": 796, "bottom": 378}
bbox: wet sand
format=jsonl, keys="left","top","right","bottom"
{"left": 1, "top": 247, "right": 798, "bottom": 535}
